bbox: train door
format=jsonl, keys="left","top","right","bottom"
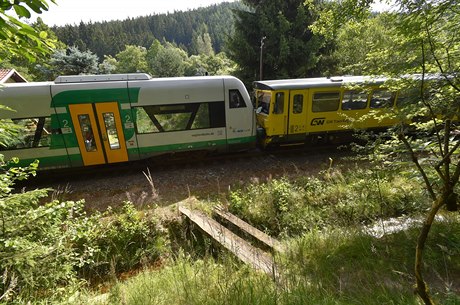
{"left": 287, "top": 90, "right": 307, "bottom": 135}
{"left": 269, "top": 91, "right": 289, "bottom": 136}
{"left": 69, "top": 102, "right": 128, "bottom": 166}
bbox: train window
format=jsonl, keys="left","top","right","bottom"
{"left": 135, "top": 101, "right": 225, "bottom": 134}
{"left": 78, "top": 115, "right": 97, "bottom": 152}
{"left": 0, "top": 117, "right": 52, "bottom": 150}
{"left": 370, "top": 90, "right": 395, "bottom": 109}
{"left": 312, "top": 92, "right": 340, "bottom": 112}
{"left": 342, "top": 91, "right": 368, "bottom": 110}
{"left": 155, "top": 112, "right": 190, "bottom": 132}
{"left": 274, "top": 92, "right": 284, "bottom": 114}
{"left": 135, "top": 108, "right": 160, "bottom": 133}
{"left": 293, "top": 94, "right": 303, "bottom": 114}
{"left": 229, "top": 90, "right": 246, "bottom": 109}
{"left": 257, "top": 92, "right": 271, "bottom": 114}
{"left": 102, "top": 113, "right": 121, "bottom": 150}
{"left": 191, "top": 103, "right": 211, "bottom": 129}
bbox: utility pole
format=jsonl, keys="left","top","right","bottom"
{"left": 259, "top": 36, "right": 266, "bottom": 81}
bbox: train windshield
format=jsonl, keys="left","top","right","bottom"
{"left": 256, "top": 91, "right": 271, "bottom": 114}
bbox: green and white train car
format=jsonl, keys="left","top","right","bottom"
{"left": 0, "top": 74, "right": 256, "bottom": 169}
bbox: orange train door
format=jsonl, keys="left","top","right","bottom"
{"left": 69, "top": 102, "right": 128, "bottom": 166}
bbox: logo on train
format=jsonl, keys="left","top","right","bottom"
{"left": 310, "top": 118, "right": 326, "bottom": 126}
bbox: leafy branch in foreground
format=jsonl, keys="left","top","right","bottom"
{"left": 0, "top": 0, "right": 56, "bottom": 62}
{"left": 312, "top": 1, "right": 459, "bottom": 304}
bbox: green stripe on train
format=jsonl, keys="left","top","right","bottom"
{"left": 51, "top": 88, "right": 141, "bottom": 106}
{"left": 10, "top": 136, "right": 256, "bottom": 169}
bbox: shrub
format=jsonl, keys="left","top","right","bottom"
{"left": 80, "top": 202, "right": 168, "bottom": 280}
{"left": 0, "top": 158, "right": 168, "bottom": 303}
{"left": 229, "top": 167, "right": 428, "bottom": 237}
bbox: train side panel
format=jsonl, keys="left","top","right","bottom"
{"left": 0, "top": 82, "right": 72, "bottom": 168}
{"left": 1, "top": 74, "right": 257, "bottom": 170}
{"left": 254, "top": 77, "right": 398, "bottom": 146}
{"left": 51, "top": 81, "right": 137, "bottom": 167}
{"left": 131, "top": 76, "right": 255, "bottom": 158}
{"left": 223, "top": 77, "right": 256, "bottom": 151}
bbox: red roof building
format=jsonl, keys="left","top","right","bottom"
{"left": 0, "top": 69, "right": 28, "bottom": 83}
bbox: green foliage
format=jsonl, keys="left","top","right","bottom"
{"left": 107, "top": 254, "right": 277, "bottom": 305}
{"left": 1, "top": 17, "right": 66, "bottom": 81}
{"left": 150, "top": 43, "right": 187, "bottom": 77}
{"left": 184, "top": 53, "right": 236, "bottom": 76}
{"left": 229, "top": 168, "right": 427, "bottom": 237}
{"left": 190, "top": 24, "right": 214, "bottom": 56}
{"left": 228, "top": 0, "right": 325, "bottom": 83}
{"left": 81, "top": 202, "right": 168, "bottom": 279}
{"left": 0, "top": 151, "right": 167, "bottom": 303}
{"left": 282, "top": 219, "right": 460, "bottom": 304}
{"left": 51, "top": 2, "right": 243, "bottom": 59}
{"left": 52, "top": 46, "right": 99, "bottom": 75}
{"left": 331, "top": 14, "right": 396, "bottom": 75}
{"left": 104, "top": 217, "right": 460, "bottom": 305}
{"left": 0, "top": 0, "right": 56, "bottom": 63}
{"left": 0, "top": 155, "right": 95, "bottom": 302}
{"left": 98, "top": 55, "right": 118, "bottom": 74}
{"left": 115, "top": 45, "right": 148, "bottom": 74}
{"left": 35, "top": 46, "right": 99, "bottom": 79}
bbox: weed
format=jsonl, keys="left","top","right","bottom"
{"left": 229, "top": 167, "right": 428, "bottom": 237}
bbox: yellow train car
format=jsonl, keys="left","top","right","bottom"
{"left": 253, "top": 76, "right": 399, "bottom": 147}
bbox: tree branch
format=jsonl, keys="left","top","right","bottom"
{"left": 399, "top": 130, "right": 437, "bottom": 201}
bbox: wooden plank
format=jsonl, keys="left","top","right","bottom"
{"left": 179, "top": 204, "right": 278, "bottom": 277}
{"left": 214, "top": 207, "right": 284, "bottom": 253}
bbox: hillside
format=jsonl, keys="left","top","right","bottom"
{"left": 52, "top": 1, "right": 246, "bottom": 58}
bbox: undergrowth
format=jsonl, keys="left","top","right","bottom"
{"left": 229, "top": 166, "right": 428, "bottom": 237}
{"left": 105, "top": 215, "right": 460, "bottom": 305}
{"left": 2, "top": 163, "right": 456, "bottom": 304}
{"left": 0, "top": 198, "right": 167, "bottom": 304}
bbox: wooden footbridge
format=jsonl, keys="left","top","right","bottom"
{"left": 178, "top": 197, "right": 284, "bottom": 277}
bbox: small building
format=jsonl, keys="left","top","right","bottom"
{"left": 0, "top": 69, "right": 28, "bottom": 84}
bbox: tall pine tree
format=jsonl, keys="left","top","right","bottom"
{"left": 227, "top": 0, "right": 324, "bottom": 84}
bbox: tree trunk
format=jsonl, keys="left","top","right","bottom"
{"left": 445, "top": 192, "right": 458, "bottom": 211}
{"left": 414, "top": 199, "right": 443, "bottom": 305}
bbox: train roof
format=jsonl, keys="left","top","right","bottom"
{"left": 253, "top": 76, "right": 388, "bottom": 91}
{"left": 0, "top": 74, "right": 239, "bottom": 88}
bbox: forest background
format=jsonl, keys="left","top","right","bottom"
{"left": 0, "top": 0, "right": 389, "bottom": 85}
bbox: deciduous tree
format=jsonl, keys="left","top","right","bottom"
{"left": 115, "top": 45, "right": 148, "bottom": 73}
{"left": 0, "top": 0, "right": 56, "bottom": 62}
{"left": 315, "top": 1, "right": 460, "bottom": 304}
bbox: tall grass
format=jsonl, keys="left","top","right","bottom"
{"left": 104, "top": 215, "right": 460, "bottom": 305}
{"left": 229, "top": 166, "right": 428, "bottom": 237}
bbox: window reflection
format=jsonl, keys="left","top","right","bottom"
{"left": 78, "top": 114, "right": 97, "bottom": 152}
{"left": 103, "top": 112, "right": 120, "bottom": 150}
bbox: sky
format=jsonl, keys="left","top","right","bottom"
{"left": 34, "top": 0, "right": 238, "bottom": 26}
{"left": 34, "top": 0, "right": 392, "bottom": 27}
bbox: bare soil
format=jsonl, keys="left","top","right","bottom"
{"left": 25, "top": 148, "right": 352, "bottom": 212}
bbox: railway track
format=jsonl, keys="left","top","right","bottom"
{"left": 20, "top": 144, "right": 354, "bottom": 211}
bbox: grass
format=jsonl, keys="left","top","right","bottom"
{"left": 83, "top": 166, "right": 459, "bottom": 305}
{"left": 100, "top": 214, "right": 460, "bottom": 305}
{"left": 8, "top": 164, "right": 458, "bottom": 304}
{"left": 228, "top": 166, "right": 428, "bottom": 237}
